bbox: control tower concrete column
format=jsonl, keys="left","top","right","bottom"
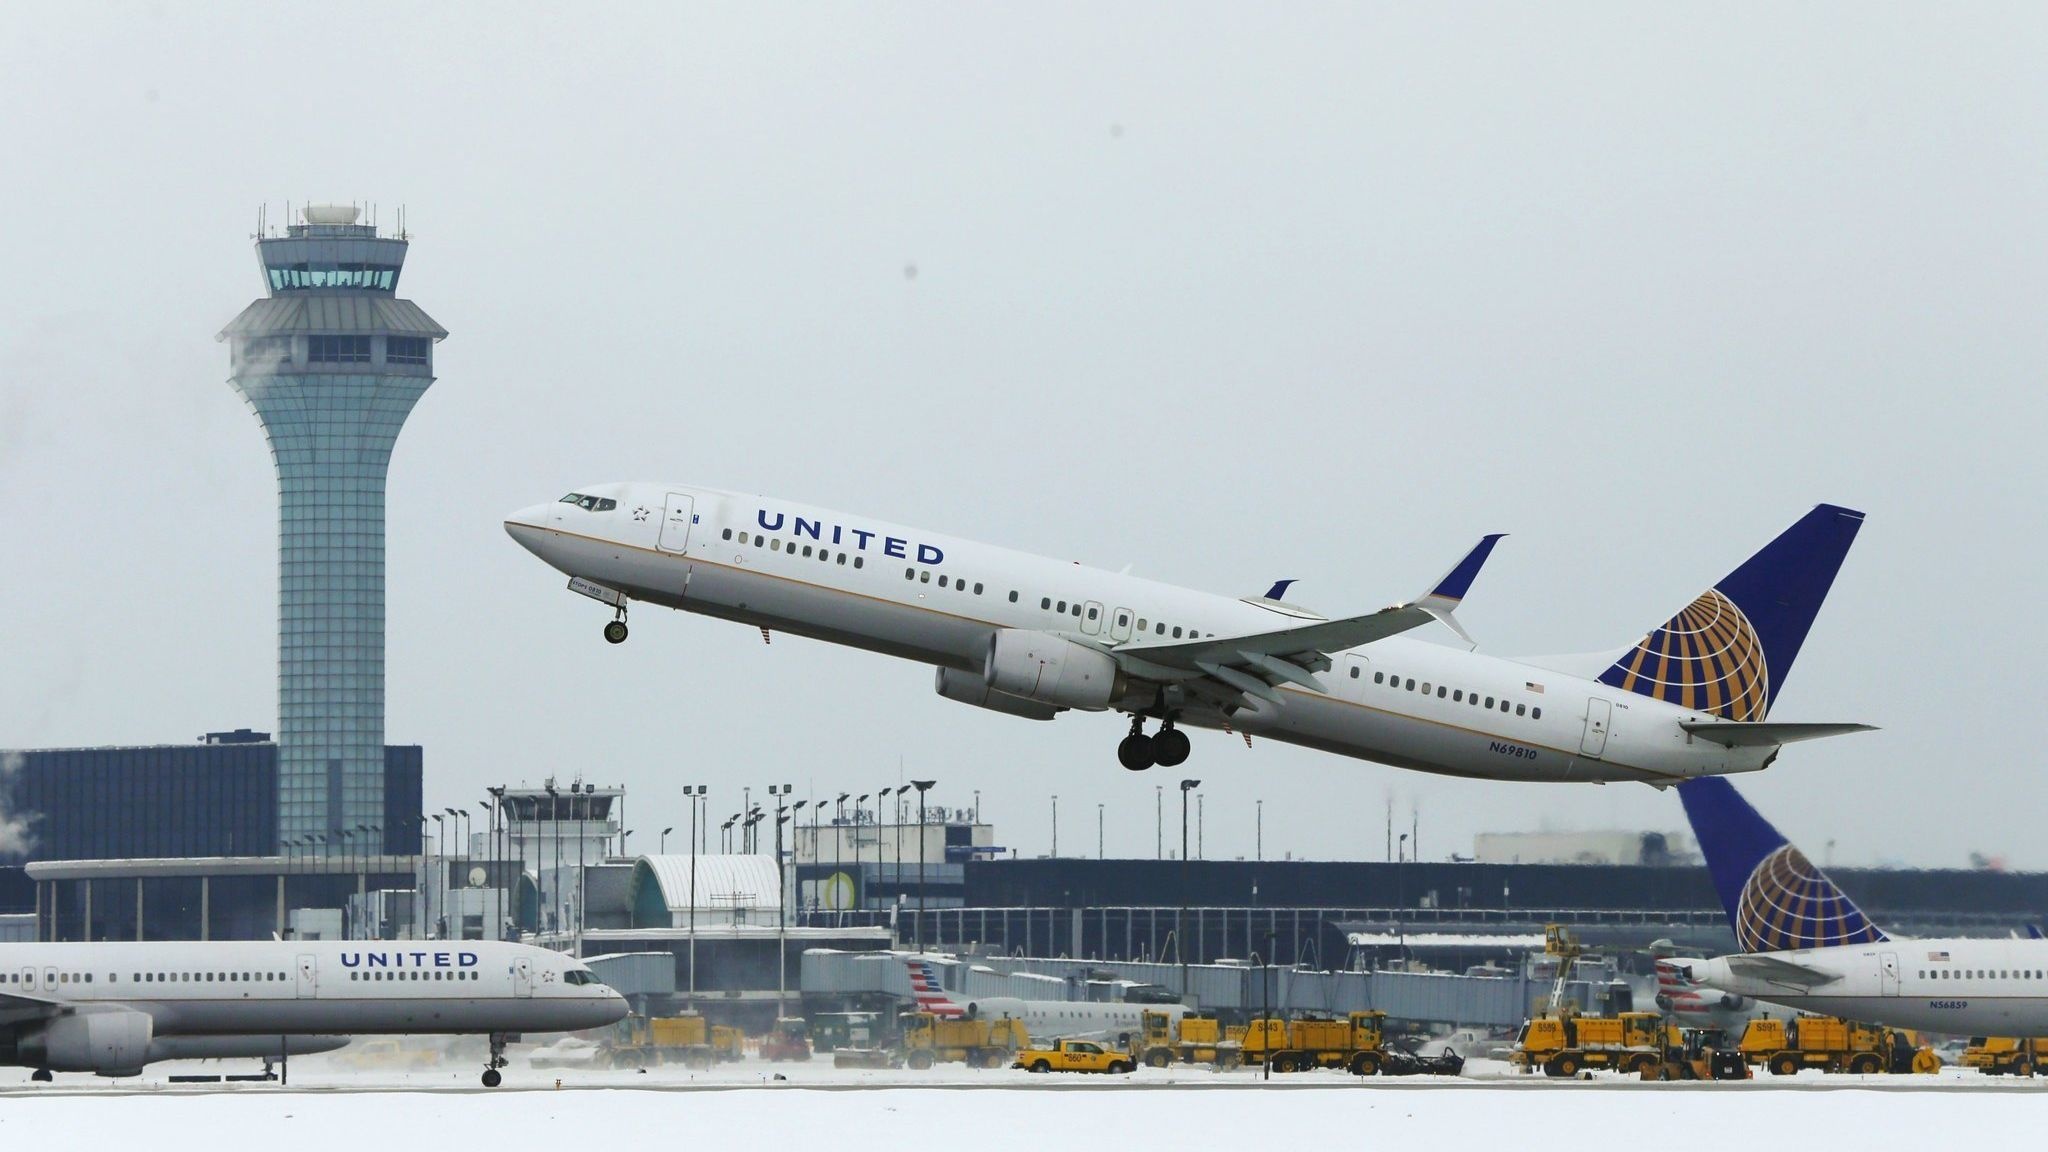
{"left": 218, "top": 204, "right": 446, "bottom": 855}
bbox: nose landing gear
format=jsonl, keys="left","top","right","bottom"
{"left": 603, "top": 606, "right": 629, "bottom": 645}
{"left": 482, "top": 1032, "right": 509, "bottom": 1087}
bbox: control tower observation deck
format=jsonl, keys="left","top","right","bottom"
{"left": 218, "top": 204, "right": 447, "bottom": 855}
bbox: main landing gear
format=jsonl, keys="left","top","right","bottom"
{"left": 603, "top": 606, "right": 629, "bottom": 645}
{"left": 482, "top": 1032, "right": 508, "bottom": 1088}
{"left": 1117, "top": 715, "right": 1191, "bottom": 771}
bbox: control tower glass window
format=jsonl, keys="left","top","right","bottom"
{"left": 308, "top": 335, "right": 372, "bottom": 364}
{"left": 387, "top": 337, "right": 430, "bottom": 365}
{"left": 267, "top": 264, "right": 401, "bottom": 292}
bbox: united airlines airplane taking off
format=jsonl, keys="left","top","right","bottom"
{"left": 506, "top": 487, "right": 1871, "bottom": 784}
{"left": 0, "top": 940, "right": 625, "bottom": 1085}
{"left": 1675, "top": 778, "right": 2048, "bottom": 1040}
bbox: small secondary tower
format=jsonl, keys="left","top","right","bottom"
{"left": 219, "top": 204, "right": 446, "bottom": 855}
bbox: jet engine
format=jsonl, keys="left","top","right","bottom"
{"left": 983, "top": 629, "right": 1122, "bottom": 711}
{"left": 934, "top": 667, "right": 1063, "bottom": 721}
{"left": 22, "top": 1008, "right": 154, "bottom": 1075}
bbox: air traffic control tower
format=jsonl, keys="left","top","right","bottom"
{"left": 219, "top": 204, "right": 446, "bottom": 856}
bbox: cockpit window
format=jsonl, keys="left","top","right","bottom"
{"left": 559, "top": 493, "right": 587, "bottom": 504}
{"left": 563, "top": 970, "right": 596, "bottom": 986}
{"left": 557, "top": 494, "right": 616, "bottom": 512}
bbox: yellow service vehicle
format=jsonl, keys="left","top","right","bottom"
{"left": 1737, "top": 1016, "right": 1933, "bottom": 1075}
{"left": 1132, "top": 1011, "right": 1243, "bottom": 1069}
{"left": 1242, "top": 1012, "right": 1390, "bottom": 1075}
{"left": 604, "top": 1013, "right": 744, "bottom": 1069}
{"left": 1638, "top": 1026, "right": 1749, "bottom": 1081}
{"left": 1961, "top": 1037, "right": 2046, "bottom": 1076}
{"left": 1013, "top": 1039, "right": 1136, "bottom": 1074}
{"left": 902, "top": 1011, "right": 1030, "bottom": 1069}
{"left": 1510, "top": 1011, "right": 1665, "bottom": 1077}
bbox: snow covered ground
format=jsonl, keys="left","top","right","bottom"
{"left": 0, "top": 1051, "right": 2039, "bottom": 1150}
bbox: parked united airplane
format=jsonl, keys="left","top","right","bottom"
{"left": 1674, "top": 778, "right": 2048, "bottom": 1041}
{"left": 506, "top": 487, "right": 1871, "bottom": 782}
{"left": 0, "top": 940, "right": 625, "bottom": 1085}
{"left": 903, "top": 956, "right": 1183, "bottom": 1042}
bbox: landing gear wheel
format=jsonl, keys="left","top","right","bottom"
{"left": 603, "top": 620, "right": 629, "bottom": 644}
{"left": 1152, "top": 726, "right": 1191, "bottom": 768}
{"left": 483, "top": 1031, "right": 509, "bottom": 1087}
{"left": 1117, "top": 733, "right": 1156, "bottom": 771}
{"left": 30, "top": 1068, "right": 51, "bottom": 1083}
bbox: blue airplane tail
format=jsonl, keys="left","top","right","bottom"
{"left": 1677, "top": 776, "right": 1886, "bottom": 952}
{"left": 1599, "top": 504, "right": 1863, "bottom": 720}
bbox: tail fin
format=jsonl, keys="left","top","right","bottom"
{"left": 1677, "top": 776, "right": 1886, "bottom": 951}
{"left": 1599, "top": 504, "right": 1863, "bottom": 720}
{"left": 902, "top": 956, "right": 965, "bottom": 1017}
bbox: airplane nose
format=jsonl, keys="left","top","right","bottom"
{"left": 504, "top": 503, "right": 553, "bottom": 554}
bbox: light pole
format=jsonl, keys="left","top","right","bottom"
{"left": 1197, "top": 793, "right": 1205, "bottom": 860}
{"left": 878, "top": 786, "right": 900, "bottom": 917}
{"left": 833, "top": 793, "right": 849, "bottom": 921}
{"left": 1256, "top": 799, "right": 1263, "bottom": 863}
{"left": 544, "top": 782, "right": 560, "bottom": 934}
{"left": 1397, "top": 832, "right": 1409, "bottom": 966}
{"left": 854, "top": 793, "right": 871, "bottom": 920}
{"left": 1155, "top": 785, "right": 1163, "bottom": 860}
{"left": 1051, "top": 794, "right": 1058, "bottom": 858}
{"left": 1097, "top": 803, "right": 1104, "bottom": 860}
{"left": 1178, "top": 779, "right": 1199, "bottom": 1001}
{"left": 912, "top": 780, "right": 935, "bottom": 953}
{"left": 684, "top": 785, "right": 706, "bottom": 1003}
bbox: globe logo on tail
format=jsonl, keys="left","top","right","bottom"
{"left": 1600, "top": 588, "right": 1770, "bottom": 721}
{"left": 1734, "top": 844, "right": 1884, "bottom": 952}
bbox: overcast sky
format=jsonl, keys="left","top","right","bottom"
{"left": 2, "top": 3, "right": 2044, "bottom": 870}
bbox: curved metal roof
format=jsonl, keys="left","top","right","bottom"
{"left": 217, "top": 295, "right": 447, "bottom": 340}
{"left": 630, "top": 855, "right": 781, "bottom": 926}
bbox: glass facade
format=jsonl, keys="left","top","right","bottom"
{"left": 226, "top": 224, "right": 443, "bottom": 855}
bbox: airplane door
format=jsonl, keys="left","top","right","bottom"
{"left": 296, "top": 954, "right": 317, "bottom": 998}
{"left": 513, "top": 956, "right": 534, "bottom": 998}
{"left": 658, "top": 492, "right": 695, "bottom": 553}
{"left": 1109, "top": 607, "right": 1134, "bottom": 643}
{"left": 1580, "top": 699, "right": 1612, "bottom": 758}
{"left": 1080, "top": 601, "right": 1104, "bottom": 636}
{"left": 1880, "top": 952, "right": 1900, "bottom": 996}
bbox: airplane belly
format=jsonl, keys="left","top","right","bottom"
{"left": 1235, "top": 692, "right": 1579, "bottom": 783}
{"left": 678, "top": 561, "right": 991, "bottom": 670}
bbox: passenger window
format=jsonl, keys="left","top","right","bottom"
{"left": 1172, "top": 626, "right": 1183, "bottom": 638}
{"left": 1057, "top": 600, "right": 1067, "bottom": 612}
{"left": 1374, "top": 672, "right": 1384, "bottom": 684}
{"left": 906, "top": 568, "right": 915, "bottom": 580}
{"left": 771, "top": 539, "right": 781, "bottom": 551}
{"left": 1087, "top": 607, "right": 1098, "bottom": 620}
{"left": 1010, "top": 591, "right": 1019, "bottom": 603}
{"left": 1532, "top": 707, "right": 1542, "bottom": 719}
{"left": 854, "top": 556, "right": 863, "bottom": 569}
{"left": 938, "top": 575, "right": 949, "bottom": 588}
{"left": 1516, "top": 704, "right": 1526, "bottom": 716}
{"left": 722, "top": 528, "right": 732, "bottom": 540}
{"left": 1405, "top": 679, "right": 1415, "bottom": 691}
{"left": 920, "top": 570, "right": 930, "bottom": 583}
{"left": 1072, "top": 604, "right": 1082, "bottom": 617}
{"left": 1136, "top": 618, "right": 1147, "bottom": 631}
{"left": 975, "top": 583, "right": 984, "bottom": 595}
{"left": 802, "top": 545, "right": 813, "bottom": 557}
{"left": 1437, "top": 686, "right": 1447, "bottom": 698}
{"left": 1421, "top": 682, "right": 1431, "bottom": 694}
{"left": 1485, "top": 696, "right": 1495, "bottom": 708}
{"left": 1042, "top": 597, "right": 1052, "bottom": 609}
{"left": 1156, "top": 623, "right": 1165, "bottom": 635}
{"left": 1350, "top": 666, "right": 1359, "bottom": 678}
{"left": 1501, "top": 700, "right": 1511, "bottom": 712}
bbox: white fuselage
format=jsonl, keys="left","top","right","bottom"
{"left": 958, "top": 995, "right": 1185, "bottom": 1042}
{"left": 0, "top": 939, "right": 626, "bottom": 1040}
{"left": 1689, "top": 939, "right": 2048, "bottom": 1035}
{"left": 507, "top": 483, "right": 1780, "bottom": 784}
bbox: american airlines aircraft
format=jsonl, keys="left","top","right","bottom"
{"left": 903, "top": 956, "right": 1183, "bottom": 1041}
{"left": 506, "top": 487, "right": 1871, "bottom": 783}
{"left": 1674, "top": 778, "right": 2048, "bottom": 1039}
{"left": 0, "top": 940, "right": 625, "bottom": 1086}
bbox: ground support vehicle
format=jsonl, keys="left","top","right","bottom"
{"left": 1013, "top": 1039, "right": 1135, "bottom": 1074}
{"left": 1510, "top": 1011, "right": 1665, "bottom": 1077}
{"left": 1243, "top": 1012, "right": 1392, "bottom": 1075}
{"left": 1375, "top": 1044, "right": 1467, "bottom": 1077}
{"left": 604, "top": 1014, "right": 742, "bottom": 1070}
{"left": 761, "top": 1017, "right": 813, "bottom": 1062}
{"left": 1639, "top": 1027, "right": 1750, "bottom": 1081}
{"left": 1961, "top": 1037, "right": 2044, "bottom": 1076}
{"left": 1132, "top": 1012, "right": 1243, "bottom": 1069}
{"left": 1738, "top": 1016, "right": 1932, "bottom": 1076}
{"left": 902, "top": 1012, "right": 1030, "bottom": 1069}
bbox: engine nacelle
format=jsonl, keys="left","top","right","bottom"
{"left": 24, "top": 1008, "right": 154, "bottom": 1075}
{"left": 983, "top": 629, "right": 1121, "bottom": 711}
{"left": 934, "top": 667, "right": 1063, "bottom": 721}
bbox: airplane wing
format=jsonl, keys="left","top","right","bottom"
{"left": 1725, "top": 954, "right": 1838, "bottom": 989}
{"left": 1111, "top": 535, "right": 1505, "bottom": 709}
{"left": 0, "top": 989, "right": 62, "bottom": 1027}
{"left": 1679, "top": 721, "right": 1878, "bottom": 748}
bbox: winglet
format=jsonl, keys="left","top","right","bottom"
{"left": 1414, "top": 534, "right": 1506, "bottom": 648}
{"left": 1263, "top": 579, "right": 1297, "bottom": 601}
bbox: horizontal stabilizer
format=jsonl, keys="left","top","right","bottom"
{"left": 1679, "top": 721, "right": 1877, "bottom": 748}
{"left": 1725, "top": 954, "right": 1838, "bottom": 988}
